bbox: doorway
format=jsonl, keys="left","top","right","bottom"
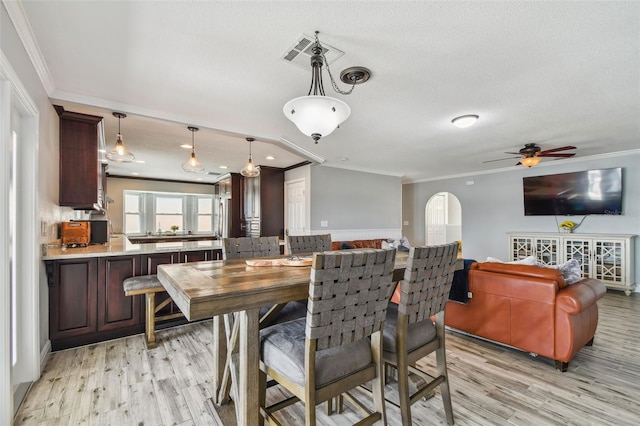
{"left": 425, "top": 192, "right": 462, "bottom": 246}
{"left": 1, "top": 57, "right": 41, "bottom": 420}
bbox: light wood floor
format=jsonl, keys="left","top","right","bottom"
{"left": 15, "top": 291, "right": 640, "bottom": 425}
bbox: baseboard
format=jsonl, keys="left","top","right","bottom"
{"left": 39, "top": 340, "right": 51, "bottom": 374}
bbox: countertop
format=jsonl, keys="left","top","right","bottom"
{"left": 42, "top": 235, "right": 223, "bottom": 260}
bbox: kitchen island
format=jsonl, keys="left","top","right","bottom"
{"left": 43, "top": 236, "right": 223, "bottom": 350}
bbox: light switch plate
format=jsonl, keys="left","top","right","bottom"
{"left": 320, "top": 220, "right": 328, "bottom": 227}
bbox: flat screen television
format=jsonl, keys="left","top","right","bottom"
{"left": 523, "top": 168, "right": 623, "bottom": 216}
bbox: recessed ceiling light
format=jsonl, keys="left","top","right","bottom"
{"left": 131, "top": 172, "right": 139, "bottom": 176}
{"left": 219, "top": 165, "right": 228, "bottom": 169}
{"left": 135, "top": 160, "right": 146, "bottom": 164}
{"left": 196, "top": 178, "right": 203, "bottom": 181}
{"left": 180, "top": 144, "right": 192, "bottom": 149}
{"left": 266, "top": 155, "right": 275, "bottom": 160}
{"left": 339, "top": 157, "right": 349, "bottom": 162}
{"left": 451, "top": 114, "right": 479, "bottom": 128}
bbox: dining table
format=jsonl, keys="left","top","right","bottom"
{"left": 157, "top": 251, "right": 457, "bottom": 425}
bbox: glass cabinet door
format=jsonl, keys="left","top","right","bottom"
{"left": 593, "top": 240, "right": 624, "bottom": 284}
{"left": 563, "top": 238, "right": 592, "bottom": 278}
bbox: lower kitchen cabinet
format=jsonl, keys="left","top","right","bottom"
{"left": 97, "top": 255, "right": 141, "bottom": 332}
{"left": 47, "top": 249, "right": 223, "bottom": 350}
{"left": 48, "top": 258, "right": 98, "bottom": 343}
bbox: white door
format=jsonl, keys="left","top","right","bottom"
{"left": 285, "top": 179, "right": 306, "bottom": 236}
{"left": 426, "top": 193, "right": 446, "bottom": 245}
{"left": 1, "top": 63, "right": 40, "bottom": 422}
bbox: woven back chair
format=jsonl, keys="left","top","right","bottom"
{"left": 383, "top": 242, "right": 459, "bottom": 425}
{"left": 287, "top": 234, "right": 332, "bottom": 255}
{"left": 259, "top": 248, "right": 397, "bottom": 425}
{"left": 222, "top": 236, "right": 279, "bottom": 260}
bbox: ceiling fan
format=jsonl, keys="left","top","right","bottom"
{"left": 483, "top": 143, "right": 577, "bottom": 167}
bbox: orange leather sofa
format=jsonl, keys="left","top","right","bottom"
{"left": 331, "top": 238, "right": 387, "bottom": 250}
{"left": 445, "top": 261, "right": 606, "bottom": 371}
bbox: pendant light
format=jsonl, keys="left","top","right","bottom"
{"left": 283, "top": 31, "right": 370, "bottom": 144}
{"left": 106, "top": 112, "right": 135, "bottom": 162}
{"left": 182, "top": 126, "right": 204, "bottom": 173}
{"left": 241, "top": 137, "right": 260, "bottom": 177}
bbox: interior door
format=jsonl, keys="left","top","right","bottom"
{"left": 285, "top": 179, "right": 306, "bottom": 236}
{"left": 426, "top": 193, "right": 446, "bottom": 245}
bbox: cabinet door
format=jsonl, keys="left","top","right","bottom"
{"left": 510, "top": 236, "right": 534, "bottom": 261}
{"left": 182, "top": 249, "right": 213, "bottom": 262}
{"left": 55, "top": 106, "right": 104, "bottom": 210}
{"left": 141, "top": 252, "right": 178, "bottom": 275}
{"left": 593, "top": 240, "right": 624, "bottom": 285}
{"left": 563, "top": 237, "right": 592, "bottom": 278}
{"left": 97, "top": 255, "right": 141, "bottom": 332}
{"left": 534, "top": 237, "right": 560, "bottom": 265}
{"left": 49, "top": 258, "right": 98, "bottom": 340}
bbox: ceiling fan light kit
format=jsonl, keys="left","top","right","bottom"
{"left": 283, "top": 31, "right": 370, "bottom": 144}
{"left": 520, "top": 156, "right": 542, "bottom": 168}
{"left": 106, "top": 112, "right": 135, "bottom": 163}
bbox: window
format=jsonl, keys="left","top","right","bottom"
{"left": 123, "top": 190, "right": 214, "bottom": 234}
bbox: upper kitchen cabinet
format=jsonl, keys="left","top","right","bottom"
{"left": 55, "top": 105, "right": 106, "bottom": 211}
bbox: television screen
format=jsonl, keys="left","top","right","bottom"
{"left": 523, "top": 168, "right": 623, "bottom": 216}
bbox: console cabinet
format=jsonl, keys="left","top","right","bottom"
{"left": 508, "top": 232, "right": 636, "bottom": 295}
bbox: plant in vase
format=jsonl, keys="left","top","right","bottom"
{"left": 170, "top": 225, "right": 179, "bottom": 235}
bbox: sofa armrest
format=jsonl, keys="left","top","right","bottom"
{"left": 556, "top": 278, "right": 606, "bottom": 315}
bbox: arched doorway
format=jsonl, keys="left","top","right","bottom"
{"left": 425, "top": 192, "right": 462, "bottom": 246}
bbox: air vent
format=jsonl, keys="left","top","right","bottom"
{"left": 281, "top": 33, "right": 345, "bottom": 70}
{"left": 207, "top": 171, "right": 222, "bottom": 176}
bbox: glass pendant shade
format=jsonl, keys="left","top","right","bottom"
{"left": 241, "top": 137, "right": 260, "bottom": 177}
{"left": 107, "top": 111, "right": 135, "bottom": 162}
{"left": 520, "top": 156, "right": 541, "bottom": 167}
{"left": 106, "top": 134, "right": 135, "bottom": 162}
{"left": 182, "top": 152, "right": 204, "bottom": 172}
{"left": 182, "top": 126, "right": 204, "bottom": 173}
{"left": 283, "top": 95, "right": 351, "bottom": 143}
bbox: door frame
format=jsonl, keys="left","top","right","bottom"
{"left": 1, "top": 49, "right": 41, "bottom": 421}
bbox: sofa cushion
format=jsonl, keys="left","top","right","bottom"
{"left": 544, "top": 259, "right": 582, "bottom": 284}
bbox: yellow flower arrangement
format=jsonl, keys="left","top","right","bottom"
{"left": 559, "top": 221, "right": 576, "bottom": 233}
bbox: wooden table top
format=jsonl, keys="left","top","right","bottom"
{"left": 158, "top": 251, "right": 411, "bottom": 321}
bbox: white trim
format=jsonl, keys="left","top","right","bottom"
{"left": 318, "top": 228, "right": 402, "bottom": 242}
{"left": 39, "top": 340, "right": 51, "bottom": 373}
{"left": 2, "top": 0, "right": 56, "bottom": 95}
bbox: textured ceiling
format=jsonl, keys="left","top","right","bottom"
{"left": 15, "top": 1, "right": 640, "bottom": 183}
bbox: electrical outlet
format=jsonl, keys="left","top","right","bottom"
{"left": 320, "top": 220, "right": 328, "bottom": 227}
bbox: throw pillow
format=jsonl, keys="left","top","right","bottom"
{"left": 546, "top": 259, "right": 582, "bottom": 285}
{"left": 486, "top": 256, "right": 538, "bottom": 265}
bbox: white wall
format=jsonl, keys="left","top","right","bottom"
{"left": 402, "top": 152, "right": 640, "bottom": 285}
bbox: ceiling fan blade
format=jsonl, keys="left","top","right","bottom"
{"left": 504, "top": 151, "right": 522, "bottom": 155}
{"left": 482, "top": 156, "right": 521, "bottom": 163}
{"left": 539, "top": 145, "right": 576, "bottom": 154}
{"left": 539, "top": 153, "right": 576, "bottom": 158}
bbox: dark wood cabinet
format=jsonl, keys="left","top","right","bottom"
{"left": 47, "top": 248, "right": 222, "bottom": 350}
{"left": 55, "top": 105, "right": 105, "bottom": 211}
{"left": 242, "top": 166, "right": 284, "bottom": 239}
{"left": 48, "top": 258, "right": 98, "bottom": 342}
{"left": 97, "top": 256, "right": 141, "bottom": 332}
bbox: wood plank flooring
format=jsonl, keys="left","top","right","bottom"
{"left": 15, "top": 291, "right": 640, "bottom": 425}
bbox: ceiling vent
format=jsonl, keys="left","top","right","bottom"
{"left": 281, "top": 33, "right": 345, "bottom": 70}
{"left": 207, "top": 171, "right": 222, "bottom": 176}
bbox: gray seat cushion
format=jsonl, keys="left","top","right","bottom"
{"left": 383, "top": 303, "right": 437, "bottom": 354}
{"left": 122, "top": 274, "right": 162, "bottom": 292}
{"left": 259, "top": 300, "right": 308, "bottom": 325}
{"left": 260, "top": 317, "right": 373, "bottom": 388}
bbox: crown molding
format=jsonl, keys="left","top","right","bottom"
{"left": 3, "top": 0, "right": 55, "bottom": 95}
{"left": 404, "top": 149, "right": 640, "bottom": 184}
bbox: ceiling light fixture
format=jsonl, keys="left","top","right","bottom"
{"left": 241, "top": 137, "right": 260, "bottom": 177}
{"left": 182, "top": 126, "right": 204, "bottom": 173}
{"left": 451, "top": 114, "right": 479, "bottom": 128}
{"left": 520, "top": 156, "right": 542, "bottom": 168}
{"left": 106, "top": 112, "right": 135, "bottom": 162}
{"left": 283, "top": 31, "right": 370, "bottom": 144}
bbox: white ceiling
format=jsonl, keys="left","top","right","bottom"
{"left": 14, "top": 1, "right": 640, "bottom": 183}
